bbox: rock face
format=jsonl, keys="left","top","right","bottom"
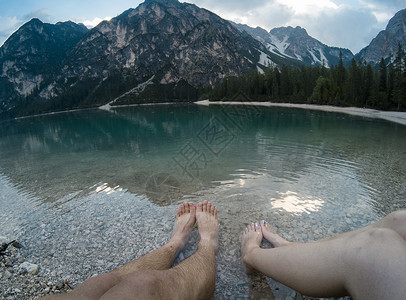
{"left": 1, "top": 0, "right": 404, "bottom": 116}
{"left": 66, "top": 0, "right": 264, "bottom": 86}
{"left": 357, "top": 9, "right": 406, "bottom": 64}
{"left": 0, "top": 19, "right": 88, "bottom": 111}
{"left": 232, "top": 23, "right": 354, "bottom": 67}
{"left": 0, "top": 0, "right": 271, "bottom": 115}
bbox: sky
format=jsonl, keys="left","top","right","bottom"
{"left": 0, "top": 0, "right": 405, "bottom": 54}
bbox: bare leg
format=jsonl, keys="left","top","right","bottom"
{"left": 242, "top": 211, "right": 406, "bottom": 299}
{"left": 346, "top": 210, "right": 406, "bottom": 241}
{"left": 260, "top": 210, "right": 406, "bottom": 248}
{"left": 241, "top": 222, "right": 262, "bottom": 274}
{"left": 259, "top": 220, "right": 293, "bottom": 247}
{"left": 42, "top": 202, "right": 196, "bottom": 300}
{"left": 99, "top": 200, "right": 219, "bottom": 300}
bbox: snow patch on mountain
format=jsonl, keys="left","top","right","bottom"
{"left": 258, "top": 51, "right": 275, "bottom": 67}
{"left": 266, "top": 34, "right": 296, "bottom": 59}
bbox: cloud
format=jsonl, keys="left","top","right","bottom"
{"left": 0, "top": 9, "right": 55, "bottom": 47}
{"left": 360, "top": 0, "right": 405, "bottom": 9}
{"left": 191, "top": 0, "right": 294, "bottom": 31}
{"left": 191, "top": 0, "right": 394, "bottom": 53}
{"left": 22, "top": 9, "right": 53, "bottom": 23}
{"left": 191, "top": 0, "right": 270, "bottom": 12}
{"left": 0, "top": 16, "right": 21, "bottom": 46}
{"left": 82, "top": 16, "right": 112, "bottom": 28}
{"left": 277, "top": 0, "right": 338, "bottom": 14}
{"left": 298, "top": 6, "right": 381, "bottom": 53}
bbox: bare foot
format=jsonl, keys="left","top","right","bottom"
{"left": 241, "top": 222, "right": 263, "bottom": 273}
{"left": 260, "top": 220, "right": 291, "bottom": 247}
{"left": 170, "top": 202, "right": 196, "bottom": 249}
{"left": 196, "top": 200, "right": 219, "bottom": 250}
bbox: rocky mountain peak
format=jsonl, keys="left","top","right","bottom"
{"left": 145, "top": 0, "right": 180, "bottom": 4}
{"left": 357, "top": 8, "right": 406, "bottom": 64}
{"left": 386, "top": 8, "right": 406, "bottom": 34}
{"left": 233, "top": 22, "right": 353, "bottom": 67}
{"left": 1, "top": 0, "right": 269, "bottom": 114}
{"left": 270, "top": 26, "right": 308, "bottom": 38}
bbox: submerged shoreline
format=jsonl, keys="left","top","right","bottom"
{"left": 195, "top": 100, "right": 406, "bottom": 126}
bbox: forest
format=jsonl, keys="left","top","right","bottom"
{"left": 207, "top": 44, "right": 406, "bottom": 111}
{"left": 5, "top": 44, "right": 406, "bottom": 119}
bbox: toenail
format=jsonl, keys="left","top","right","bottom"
{"left": 255, "top": 223, "right": 259, "bottom": 227}
{"left": 261, "top": 220, "right": 266, "bottom": 224}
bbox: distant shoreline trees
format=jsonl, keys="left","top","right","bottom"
{"left": 3, "top": 45, "right": 405, "bottom": 120}
{"left": 207, "top": 45, "right": 406, "bottom": 112}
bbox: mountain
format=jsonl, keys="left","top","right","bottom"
{"left": 0, "top": 19, "right": 88, "bottom": 112}
{"left": 357, "top": 8, "right": 406, "bottom": 64}
{"left": 1, "top": 1, "right": 404, "bottom": 117}
{"left": 0, "top": 0, "right": 279, "bottom": 115}
{"left": 232, "top": 22, "right": 354, "bottom": 67}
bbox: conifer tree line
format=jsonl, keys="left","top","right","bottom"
{"left": 208, "top": 44, "right": 406, "bottom": 111}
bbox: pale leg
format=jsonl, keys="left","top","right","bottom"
{"left": 242, "top": 211, "right": 406, "bottom": 299}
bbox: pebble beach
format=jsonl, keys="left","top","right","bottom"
{"left": 1, "top": 172, "right": 371, "bottom": 300}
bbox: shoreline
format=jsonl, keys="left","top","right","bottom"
{"left": 195, "top": 100, "right": 406, "bottom": 126}
{"left": 7, "top": 101, "right": 406, "bottom": 127}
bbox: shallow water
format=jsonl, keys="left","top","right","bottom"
{"left": 1, "top": 104, "right": 405, "bottom": 299}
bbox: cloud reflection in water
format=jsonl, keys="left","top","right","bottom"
{"left": 270, "top": 191, "right": 325, "bottom": 215}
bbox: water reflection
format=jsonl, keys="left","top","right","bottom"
{"left": 270, "top": 191, "right": 325, "bottom": 215}
{"left": 0, "top": 105, "right": 405, "bottom": 215}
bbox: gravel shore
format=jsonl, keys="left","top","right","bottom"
{"left": 1, "top": 176, "right": 364, "bottom": 300}
{"left": 196, "top": 100, "right": 406, "bottom": 126}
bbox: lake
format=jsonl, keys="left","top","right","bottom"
{"left": 1, "top": 104, "right": 405, "bottom": 299}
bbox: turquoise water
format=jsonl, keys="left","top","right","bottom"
{"left": 1, "top": 104, "right": 405, "bottom": 213}
{"left": 0, "top": 104, "right": 405, "bottom": 298}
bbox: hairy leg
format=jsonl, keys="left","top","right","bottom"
{"left": 243, "top": 213, "right": 406, "bottom": 299}
{"left": 41, "top": 202, "right": 196, "bottom": 300}
{"left": 114, "top": 202, "right": 197, "bottom": 275}
{"left": 99, "top": 200, "right": 219, "bottom": 300}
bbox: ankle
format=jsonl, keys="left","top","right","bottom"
{"left": 198, "top": 238, "right": 216, "bottom": 250}
{"left": 242, "top": 244, "right": 260, "bottom": 262}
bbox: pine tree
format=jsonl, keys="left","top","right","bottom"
{"left": 379, "top": 58, "right": 387, "bottom": 93}
{"left": 336, "top": 51, "right": 346, "bottom": 101}
{"left": 394, "top": 43, "right": 404, "bottom": 110}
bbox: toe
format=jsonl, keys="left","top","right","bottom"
{"left": 209, "top": 203, "right": 215, "bottom": 215}
{"left": 255, "top": 222, "right": 262, "bottom": 233}
{"left": 202, "top": 200, "right": 208, "bottom": 212}
{"left": 197, "top": 202, "right": 203, "bottom": 212}
{"left": 189, "top": 202, "right": 196, "bottom": 214}
{"left": 177, "top": 204, "right": 184, "bottom": 217}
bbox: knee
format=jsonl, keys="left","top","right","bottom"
{"left": 385, "top": 210, "right": 406, "bottom": 225}
{"left": 365, "top": 227, "right": 398, "bottom": 240}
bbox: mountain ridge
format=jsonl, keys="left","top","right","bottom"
{"left": 357, "top": 8, "right": 406, "bottom": 64}
{"left": 0, "top": 0, "right": 405, "bottom": 117}
{"left": 1, "top": 0, "right": 276, "bottom": 115}
{"left": 231, "top": 22, "right": 354, "bottom": 67}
